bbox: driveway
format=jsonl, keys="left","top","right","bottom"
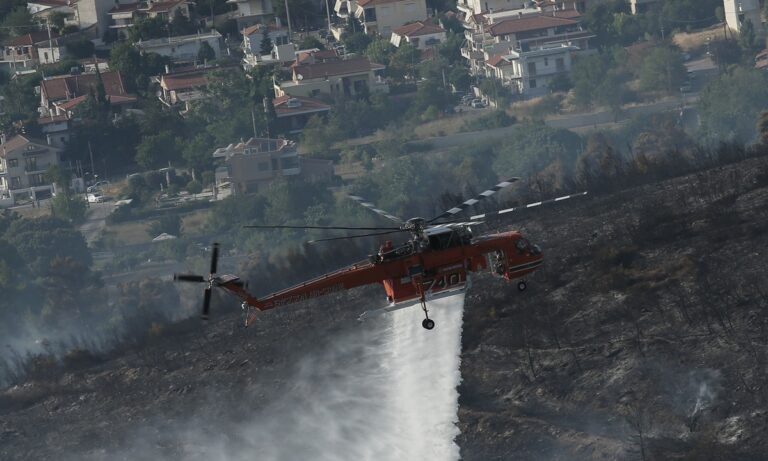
{"left": 79, "top": 200, "right": 115, "bottom": 245}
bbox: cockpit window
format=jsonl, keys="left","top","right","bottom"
{"left": 516, "top": 238, "right": 530, "bottom": 251}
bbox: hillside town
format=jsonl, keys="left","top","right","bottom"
{"left": 3, "top": 0, "right": 768, "bottom": 458}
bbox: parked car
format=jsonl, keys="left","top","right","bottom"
{"left": 679, "top": 83, "right": 692, "bottom": 93}
{"left": 87, "top": 192, "right": 107, "bottom": 203}
{"left": 471, "top": 99, "right": 485, "bottom": 108}
{"left": 461, "top": 94, "right": 474, "bottom": 105}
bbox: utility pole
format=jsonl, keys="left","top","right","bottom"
{"left": 284, "top": 0, "right": 293, "bottom": 41}
{"left": 46, "top": 18, "right": 52, "bottom": 64}
{"left": 88, "top": 141, "right": 95, "bottom": 178}
{"left": 326, "top": 0, "right": 333, "bottom": 34}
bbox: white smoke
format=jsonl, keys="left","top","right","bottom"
{"left": 87, "top": 293, "right": 466, "bottom": 461}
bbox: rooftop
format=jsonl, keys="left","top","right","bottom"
{"left": 357, "top": 0, "right": 408, "bottom": 7}
{"left": 292, "top": 57, "right": 384, "bottom": 80}
{"left": 41, "top": 71, "right": 130, "bottom": 103}
{"left": 272, "top": 95, "right": 331, "bottom": 117}
{"left": 212, "top": 137, "right": 295, "bottom": 158}
{"left": 4, "top": 31, "right": 61, "bottom": 47}
{"left": 392, "top": 21, "right": 445, "bottom": 37}
{"left": 242, "top": 23, "right": 287, "bottom": 36}
{"left": 489, "top": 14, "right": 578, "bottom": 36}
{"left": 161, "top": 70, "right": 209, "bottom": 90}
{"left": 1, "top": 135, "right": 61, "bottom": 157}
{"left": 135, "top": 30, "right": 222, "bottom": 48}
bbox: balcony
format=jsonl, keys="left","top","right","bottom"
{"left": 461, "top": 47, "right": 483, "bottom": 60}
{"left": 25, "top": 163, "right": 51, "bottom": 173}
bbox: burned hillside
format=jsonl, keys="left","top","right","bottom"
{"left": 0, "top": 155, "right": 767, "bottom": 460}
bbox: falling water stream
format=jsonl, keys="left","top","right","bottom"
{"left": 99, "top": 293, "right": 467, "bottom": 461}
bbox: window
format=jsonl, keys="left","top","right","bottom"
{"left": 544, "top": 57, "right": 548, "bottom": 66}
{"left": 281, "top": 156, "right": 299, "bottom": 170}
{"left": 44, "top": 52, "right": 49, "bottom": 62}
{"left": 29, "top": 173, "right": 46, "bottom": 186}
{"left": 556, "top": 57, "right": 565, "bottom": 72}
{"left": 364, "top": 7, "right": 376, "bottom": 21}
{"left": 529, "top": 79, "right": 537, "bottom": 88}
{"left": 527, "top": 62, "right": 536, "bottom": 76}
{"left": 271, "top": 158, "right": 279, "bottom": 170}
{"left": 257, "top": 161, "right": 269, "bottom": 171}
{"left": 10, "top": 177, "right": 21, "bottom": 189}
{"left": 7, "top": 158, "right": 18, "bottom": 168}
{"left": 25, "top": 157, "right": 37, "bottom": 172}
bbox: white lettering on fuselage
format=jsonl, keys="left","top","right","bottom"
{"left": 264, "top": 283, "right": 345, "bottom": 308}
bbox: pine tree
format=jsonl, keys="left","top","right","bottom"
{"left": 260, "top": 27, "right": 273, "bottom": 55}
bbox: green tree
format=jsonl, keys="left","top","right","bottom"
{"left": 128, "top": 16, "right": 167, "bottom": 42}
{"left": 108, "top": 42, "right": 142, "bottom": 91}
{"left": 48, "top": 11, "right": 68, "bottom": 31}
{"left": 169, "top": 9, "right": 196, "bottom": 36}
{"left": 389, "top": 43, "right": 421, "bottom": 80}
{"left": 1, "top": 6, "right": 33, "bottom": 36}
{"left": 3, "top": 216, "right": 91, "bottom": 273}
{"left": 638, "top": 46, "right": 686, "bottom": 93}
{"left": 738, "top": 19, "right": 757, "bottom": 53}
{"left": 342, "top": 32, "right": 372, "bottom": 54}
{"left": 50, "top": 194, "right": 87, "bottom": 223}
{"left": 135, "top": 131, "right": 180, "bottom": 169}
{"left": 67, "top": 38, "right": 96, "bottom": 59}
{"left": 148, "top": 215, "right": 182, "bottom": 237}
{"left": 298, "top": 35, "right": 325, "bottom": 50}
{"left": 699, "top": 67, "right": 768, "bottom": 144}
{"left": 197, "top": 41, "right": 215, "bottom": 62}
{"left": 259, "top": 27, "right": 273, "bottom": 55}
{"left": 365, "top": 38, "right": 393, "bottom": 64}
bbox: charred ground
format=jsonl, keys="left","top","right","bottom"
{"left": 2, "top": 156, "right": 768, "bottom": 460}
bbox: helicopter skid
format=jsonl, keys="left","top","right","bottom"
{"left": 358, "top": 284, "right": 467, "bottom": 321}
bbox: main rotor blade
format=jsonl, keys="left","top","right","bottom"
{"left": 244, "top": 224, "right": 401, "bottom": 231}
{"left": 427, "top": 221, "right": 485, "bottom": 230}
{"left": 174, "top": 274, "right": 206, "bottom": 283}
{"left": 307, "top": 229, "right": 406, "bottom": 244}
{"left": 469, "top": 192, "right": 589, "bottom": 220}
{"left": 202, "top": 287, "right": 212, "bottom": 320}
{"left": 348, "top": 195, "right": 404, "bottom": 224}
{"left": 428, "top": 178, "right": 519, "bottom": 223}
{"left": 210, "top": 243, "right": 220, "bottom": 274}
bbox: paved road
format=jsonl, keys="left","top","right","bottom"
{"left": 79, "top": 201, "right": 115, "bottom": 245}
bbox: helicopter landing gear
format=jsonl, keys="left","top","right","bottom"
{"left": 517, "top": 280, "right": 527, "bottom": 292}
{"left": 417, "top": 289, "right": 435, "bottom": 330}
{"left": 422, "top": 318, "right": 435, "bottom": 330}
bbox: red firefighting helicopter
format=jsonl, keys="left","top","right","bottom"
{"left": 175, "top": 179, "right": 586, "bottom": 330}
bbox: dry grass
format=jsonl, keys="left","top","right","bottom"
{"left": 673, "top": 24, "right": 728, "bottom": 52}
{"left": 106, "top": 220, "right": 152, "bottom": 245}
{"left": 413, "top": 111, "right": 485, "bottom": 138}
{"left": 181, "top": 209, "right": 210, "bottom": 236}
{"left": 14, "top": 205, "right": 51, "bottom": 219}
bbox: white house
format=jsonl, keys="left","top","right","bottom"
{"left": 390, "top": 21, "right": 446, "bottom": 49}
{"left": 488, "top": 42, "right": 577, "bottom": 96}
{"left": 724, "top": 0, "right": 763, "bottom": 39}
{"left": 0, "top": 134, "right": 63, "bottom": 205}
{"left": 352, "top": 0, "right": 428, "bottom": 38}
{"left": 241, "top": 23, "right": 292, "bottom": 68}
{"left": 226, "top": 0, "right": 275, "bottom": 29}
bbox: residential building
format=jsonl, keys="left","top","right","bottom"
{"left": 40, "top": 70, "right": 136, "bottom": 117}
{"left": 457, "top": 0, "right": 592, "bottom": 17}
{"left": 0, "top": 134, "right": 63, "bottom": 205}
{"left": 271, "top": 95, "right": 331, "bottom": 133}
{"left": 390, "top": 21, "right": 446, "bottom": 49}
{"left": 461, "top": 9, "right": 594, "bottom": 94}
{"left": 352, "top": 0, "right": 428, "bottom": 38}
{"left": 108, "top": 0, "right": 192, "bottom": 39}
{"left": 156, "top": 67, "right": 210, "bottom": 112}
{"left": 27, "top": 0, "right": 78, "bottom": 28}
{"left": 241, "top": 23, "right": 292, "bottom": 69}
{"left": 724, "top": 0, "right": 764, "bottom": 39}
{"left": 226, "top": 0, "right": 275, "bottom": 29}
{"left": 38, "top": 114, "right": 72, "bottom": 148}
{"left": 212, "top": 137, "right": 333, "bottom": 194}
{"left": 486, "top": 42, "right": 577, "bottom": 96}
{"left": 275, "top": 56, "right": 388, "bottom": 98}
{"left": 0, "top": 31, "right": 63, "bottom": 71}
{"left": 134, "top": 31, "right": 224, "bottom": 64}
{"left": 75, "top": 0, "right": 128, "bottom": 35}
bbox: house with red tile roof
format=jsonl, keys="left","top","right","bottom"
{"left": 0, "top": 31, "right": 64, "bottom": 71}
{"left": 157, "top": 68, "right": 211, "bottom": 112}
{"left": 39, "top": 70, "right": 136, "bottom": 117}
{"left": 275, "top": 56, "right": 388, "bottom": 99}
{"left": 461, "top": 6, "right": 594, "bottom": 96}
{"left": 390, "top": 21, "right": 446, "bottom": 49}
